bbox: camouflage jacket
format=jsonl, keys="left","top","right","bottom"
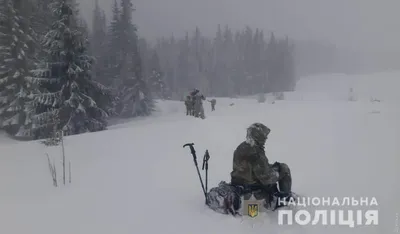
{"left": 230, "top": 141, "right": 279, "bottom": 186}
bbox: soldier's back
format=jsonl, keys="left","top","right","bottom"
{"left": 231, "top": 141, "right": 258, "bottom": 185}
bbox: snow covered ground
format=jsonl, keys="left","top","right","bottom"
{"left": 0, "top": 72, "right": 399, "bottom": 234}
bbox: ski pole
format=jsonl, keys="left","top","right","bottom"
{"left": 202, "top": 150, "right": 210, "bottom": 205}
{"left": 202, "top": 150, "right": 210, "bottom": 193}
{"left": 183, "top": 143, "right": 207, "bottom": 200}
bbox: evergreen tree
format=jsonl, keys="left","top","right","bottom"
{"left": 90, "top": 0, "right": 107, "bottom": 84}
{"left": 176, "top": 32, "right": 190, "bottom": 98}
{"left": 147, "top": 51, "right": 167, "bottom": 99}
{"left": 104, "top": 0, "right": 121, "bottom": 88}
{"left": 220, "top": 25, "right": 235, "bottom": 96}
{"left": 266, "top": 32, "right": 278, "bottom": 92}
{"left": 118, "top": 0, "right": 134, "bottom": 82}
{"left": 30, "top": 0, "right": 54, "bottom": 65}
{"left": 116, "top": 0, "right": 154, "bottom": 117}
{"left": 0, "top": 0, "right": 38, "bottom": 137}
{"left": 30, "top": 0, "right": 54, "bottom": 37}
{"left": 29, "top": 0, "right": 113, "bottom": 139}
{"left": 138, "top": 38, "right": 150, "bottom": 83}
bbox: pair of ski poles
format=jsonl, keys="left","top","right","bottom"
{"left": 183, "top": 143, "right": 210, "bottom": 204}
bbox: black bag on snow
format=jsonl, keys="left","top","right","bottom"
{"left": 206, "top": 181, "right": 294, "bottom": 215}
{"left": 206, "top": 181, "right": 244, "bottom": 215}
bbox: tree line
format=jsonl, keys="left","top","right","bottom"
{"left": 0, "top": 0, "right": 296, "bottom": 140}
{"left": 143, "top": 26, "right": 296, "bottom": 99}
{"left": 92, "top": 1, "right": 296, "bottom": 99}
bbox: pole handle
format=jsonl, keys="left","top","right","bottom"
{"left": 183, "top": 143, "right": 207, "bottom": 200}
{"left": 183, "top": 143, "right": 196, "bottom": 158}
{"left": 202, "top": 150, "right": 210, "bottom": 170}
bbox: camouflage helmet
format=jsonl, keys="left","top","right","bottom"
{"left": 246, "top": 123, "right": 271, "bottom": 146}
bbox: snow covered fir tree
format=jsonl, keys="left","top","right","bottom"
{"left": 105, "top": 0, "right": 154, "bottom": 117}
{"left": 146, "top": 52, "right": 168, "bottom": 99}
{"left": 0, "top": 0, "right": 37, "bottom": 137}
{"left": 92, "top": 0, "right": 154, "bottom": 117}
{"left": 0, "top": 0, "right": 297, "bottom": 141}
{"left": 29, "top": 0, "right": 114, "bottom": 139}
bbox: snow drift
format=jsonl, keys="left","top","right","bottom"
{"left": 0, "top": 72, "right": 399, "bottom": 234}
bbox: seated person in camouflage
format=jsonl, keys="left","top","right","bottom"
{"left": 230, "top": 123, "right": 292, "bottom": 203}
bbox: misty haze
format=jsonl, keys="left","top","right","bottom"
{"left": 80, "top": 0, "right": 400, "bottom": 75}
{"left": 0, "top": 0, "right": 398, "bottom": 234}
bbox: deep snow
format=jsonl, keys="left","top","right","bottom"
{"left": 0, "top": 72, "right": 399, "bottom": 234}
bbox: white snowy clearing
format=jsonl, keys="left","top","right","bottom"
{"left": 0, "top": 72, "right": 399, "bottom": 234}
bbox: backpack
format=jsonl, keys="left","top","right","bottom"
{"left": 205, "top": 181, "right": 295, "bottom": 215}
{"left": 206, "top": 181, "right": 244, "bottom": 215}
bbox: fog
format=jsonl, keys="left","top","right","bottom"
{"left": 78, "top": 0, "right": 400, "bottom": 75}
{"left": 79, "top": 0, "right": 399, "bottom": 51}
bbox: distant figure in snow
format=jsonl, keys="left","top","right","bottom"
{"left": 348, "top": 88, "right": 356, "bottom": 101}
{"left": 208, "top": 99, "right": 216, "bottom": 111}
{"left": 192, "top": 90, "right": 205, "bottom": 119}
{"left": 190, "top": 89, "right": 199, "bottom": 97}
{"left": 185, "top": 95, "right": 193, "bottom": 115}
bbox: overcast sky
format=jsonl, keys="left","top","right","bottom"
{"left": 78, "top": 0, "right": 400, "bottom": 52}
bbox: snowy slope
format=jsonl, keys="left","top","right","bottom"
{"left": 291, "top": 71, "right": 400, "bottom": 102}
{"left": 0, "top": 72, "right": 399, "bottom": 234}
